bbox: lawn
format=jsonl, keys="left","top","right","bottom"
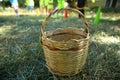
{"left": 0, "top": 8, "right": 120, "bottom": 80}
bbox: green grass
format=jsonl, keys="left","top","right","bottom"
{"left": 0, "top": 9, "right": 120, "bottom": 80}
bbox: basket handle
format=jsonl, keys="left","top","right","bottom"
{"left": 41, "top": 8, "right": 89, "bottom": 37}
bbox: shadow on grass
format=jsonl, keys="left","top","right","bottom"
{"left": 83, "top": 41, "right": 120, "bottom": 80}
{"left": 0, "top": 15, "right": 120, "bottom": 80}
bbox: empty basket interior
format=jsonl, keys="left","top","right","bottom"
{"left": 45, "top": 28, "right": 87, "bottom": 42}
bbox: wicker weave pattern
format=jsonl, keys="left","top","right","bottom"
{"left": 43, "top": 46, "right": 88, "bottom": 76}
{"left": 41, "top": 8, "right": 90, "bottom": 76}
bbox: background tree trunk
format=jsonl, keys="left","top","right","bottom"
{"left": 111, "top": 0, "right": 118, "bottom": 8}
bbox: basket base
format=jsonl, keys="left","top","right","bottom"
{"left": 48, "top": 67, "right": 84, "bottom": 76}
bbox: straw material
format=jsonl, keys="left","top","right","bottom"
{"left": 41, "top": 8, "right": 90, "bottom": 76}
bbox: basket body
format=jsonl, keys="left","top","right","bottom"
{"left": 42, "top": 28, "right": 90, "bottom": 76}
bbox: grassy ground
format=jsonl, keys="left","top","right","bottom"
{"left": 0, "top": 8, "right": 120, "bottom": 80}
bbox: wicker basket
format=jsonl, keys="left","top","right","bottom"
{"left": 41, "top": 8, "right": 90, "bottom": 76}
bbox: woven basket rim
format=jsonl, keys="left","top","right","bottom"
{"left": 42, "top": 27, "right": 90, "bottom": 43}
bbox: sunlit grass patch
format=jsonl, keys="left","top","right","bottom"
{"left": 98, "top": 36, "right": 119, "bottom": 44}
{"left": 92, "top": 31, "right": 120, "bottom": 44}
